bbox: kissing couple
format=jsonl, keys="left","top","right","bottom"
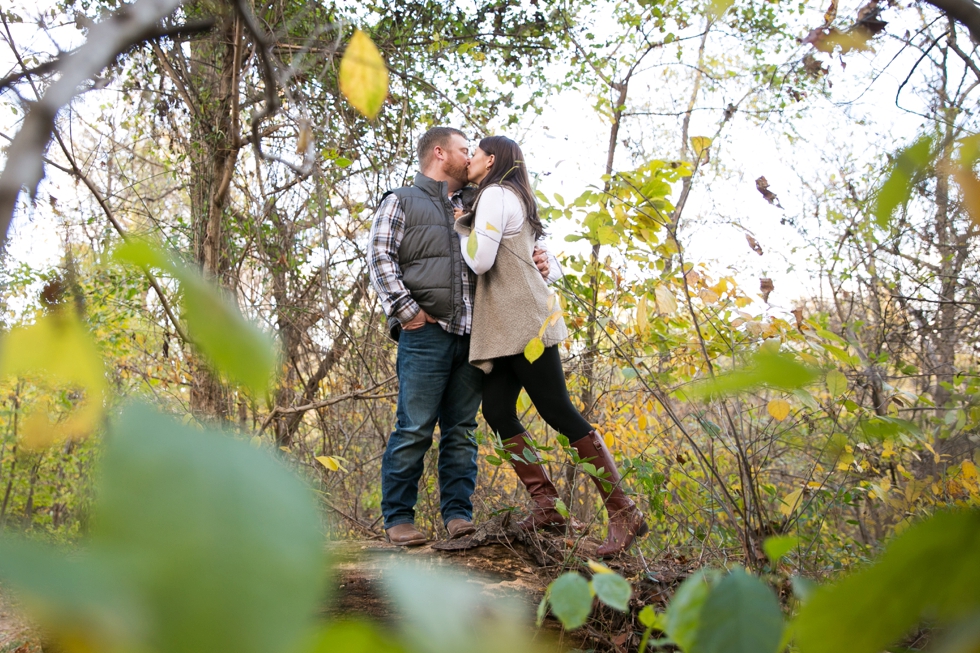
{"left": 368, "top": 126, "right": 649, "bottom": 558}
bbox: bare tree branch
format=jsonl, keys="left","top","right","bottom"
{"left": 0, "top": 19, "right": 215, "bottom": 94}
{"left": 925, "top": 0, "right": 980, "bottom": 44}
{"left": 0, "top": 0, "right": 188, "bottom": 248}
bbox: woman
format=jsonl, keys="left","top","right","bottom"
{"left": 454, "top": 135, "right": 648, "bottom": 557}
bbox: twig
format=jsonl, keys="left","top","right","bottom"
{"left": 48, "top": 128, "right": 191, "bottom": 343}
{"left": 258, "top": 374, "right": 397, "bottom": 434}
{"left": 0, "top": 19, "right": 215, "bottom": 93}
{"left": 0, "top": 0, "right": 189, "bottom": 247}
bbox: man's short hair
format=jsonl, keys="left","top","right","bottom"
{"left": 417, "top": 126, "right": 466, "bottom": 169}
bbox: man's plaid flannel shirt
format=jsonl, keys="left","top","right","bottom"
{"left": 368, "top": 190, "right": 475, "bottom": 336}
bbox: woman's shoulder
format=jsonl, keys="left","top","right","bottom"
{"left": 477, "top": 184, "right": 523, "bottom": 207}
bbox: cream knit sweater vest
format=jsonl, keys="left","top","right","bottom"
{"left": 456, "top": 187, "right": 568, "bottom": 373}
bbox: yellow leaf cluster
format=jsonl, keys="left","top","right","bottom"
{"left": 0, "top": 312, "right": 107, "bottom": 449}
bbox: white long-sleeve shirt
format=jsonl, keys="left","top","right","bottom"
{"left": 458, "top": 185, "right": 562, "bottom": 282}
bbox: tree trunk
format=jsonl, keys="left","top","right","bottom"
{"left": 182, "top": 10, "right": 243, "bottom": 420}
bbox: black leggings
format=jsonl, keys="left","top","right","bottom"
{"left": 481, "top": 345, "right": 594, "bottom": 443}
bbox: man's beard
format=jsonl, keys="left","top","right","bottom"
{"left": 445, "top": 159, "right": 469, "bottom": 185}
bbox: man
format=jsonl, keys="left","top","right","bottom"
{"left": 368, "top": 126, "right": 554, "bottom": 546}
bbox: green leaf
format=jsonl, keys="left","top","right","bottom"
{"left": 536, "top": 595, "right": 548, "bottom": 627}
{"left": 524, "top": 337, "right": 545, "bottom": 363}
{"left": 115, "top": 240, "right": 277, "bottom": 395}
{"left": 99, "top": 405, "right": 325, "bottom": 653}
{"left": 664, "top": 569, "right": 719, "bottom": 651}
{"left": 0, "top": 538, "right": 140, "bottom": 646}
{"left": 791, "top": 576, "right": 817, "bottom": 604}
{"left": 793, "top": 388, "right": 820, "bottom": 411}
{"left": 385, "top": 563, "right": 533, "bottom": 652}
{"left": 796, "top": 510, "right": 980, "bottom": 653}
{"left": 858, "top": 415, "right": 922, "bottom": 440}
{"left": 826, "top": 369, "right": 848, "bottom": 396}
{"left": 692, "top": 568, "right": 784, "bottom": 653}
{"left": 638, "top": 605, "right": 659, "bottom": 628}
{"left": 554, "top": 498, "right": 570, "bottom": 519}
{"left": 548, "top": 572, "right": 593, "bottom": 629}
{"left": 873, "top": 135, "right": 933, "bottom": 229}
{"left": 114, "top": 239, "right": 170, "bottom": 268}
{"left": 592, "top": 572, "right": 632, "bottom": 612}
{"left": 689, "top": 350, "right": 819, "bottom": 398}
{"left": 763, "top": 535, "right": 799, "bottom": 564}
{"left": 180, "top": 272, "right": 277, "bottom": 394}
{"left": 303, "top": 620, "right": 406, "bottom": 653}
{"left": 0, "top": 404, "right": 325, "bottom": 653}
{"left": 485, "top": 455, "right": 503, "bottom": 466}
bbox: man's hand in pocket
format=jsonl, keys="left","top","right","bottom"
{"left": 403, "top": 308, "right": 437, "bottom": 330}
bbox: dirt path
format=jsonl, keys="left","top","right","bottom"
{"left": 0, "top": 592, "right": 40, "bottom": 653}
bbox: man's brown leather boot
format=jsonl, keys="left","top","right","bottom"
{"left": 386, "top": 523, "right": 428, "bottom": 546}
{"left": 446, "top": 518, "right": 476, "bottom": 539}
{"left": 502, "top": 433, "right": 566, "bottom": 532}
{"left": 571, "top": 431, "right": 649, "bottom": 557}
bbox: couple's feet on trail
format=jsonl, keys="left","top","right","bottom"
{"left": 385, "top": 519, "right": 476, "bottom": 547}
{"left": 503, "top": 431, "right": 650, "bottom": 559}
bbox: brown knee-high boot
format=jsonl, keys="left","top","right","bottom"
{"left": 502, "top": 433, "right": 566, "bottom": 532}
{"left": 572, "top": 431, "right": 649, "bottom": 557}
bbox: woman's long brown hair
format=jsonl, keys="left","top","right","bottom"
{"left": 475, "top": 136, "right": 545, "bottom": 240}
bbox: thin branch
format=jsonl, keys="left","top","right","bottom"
{"left": 259, "top": 374, "right": 396, "bottom": 432}
{"left": 0, "top": 19, "right": 215, "bottom": 93}
{"left": 48, "top": 128, "right": 191, "bottom": 343}
{"left": 0, "top": 0, "right": 189, "bottom": 248}
{"left": 925, "top": 0, "right": 980, "bottom": 44}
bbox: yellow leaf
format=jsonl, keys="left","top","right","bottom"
{"left": 315, "top": 455, "right": 347, "bottom": 472}
{"left": 587, "top": 559, "right": 614, "bottom": 574}
{"left": 699, "top": 288, "right": 719, "bottom": 304}
{"left": 296, "top": 121, "right": 311, "bottom": 154}
{"left": 548, "top": 310, "right": 563, "bottom": 327}
{"left": 485, "top": 222, "right": 500, "bottom": 233}
{"left": 779, "top": 488, "right": 803, "bottom": 517}
{"left": 767, "top": 398, "right": 791, "bottom": 421}
{"left": 517, "top": 390, "right": 532, "bottom": 413}
{"left": 690, "top": 136, "right": 712, "bottom": 163}
{"left": 638, "top": 414, "right": 648, "bottom": 430}
{"left": 963, "top": 460, "right": 978, "bottom": 482}
{"left": 654, "top": 285, "right": 677, "bottom": 315}
{"left": 467, "top": 230, "right": 478, "bottom": 259}
{"left": 547, "top": 294, "right": 556, "bottom": 312}
{"left": 338, "top": 29, "right": 389, "bottom": 119}
{"left": 603, "top": 431, "right": 614, "bottom": 447}
{"left": 524, "top": 337, "right": 545, "bottom": 363}
{"left": 0, "top": 312, "right": 107, "bottom": 449}
{"left": 636, "top": 296, "right": 649, "bottom": 334}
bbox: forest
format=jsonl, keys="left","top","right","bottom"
{"left": 0, "top": 0, "right": 979, "bottom": 651}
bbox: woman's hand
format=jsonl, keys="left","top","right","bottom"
{"left": 533, "top": 246, "right": 550, "bottom": 280}
{"left": 454, "top": 208, "right": 465, "bottom": 220}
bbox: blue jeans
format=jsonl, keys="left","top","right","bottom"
{"left": 381, "top": 323, "right": 483, "bottom": 529}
